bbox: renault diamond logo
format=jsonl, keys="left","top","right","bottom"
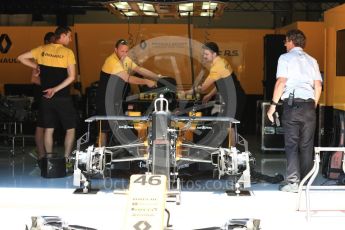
{"left": 0, "top": 34, "right": 12, "bottom": 54}
{"left": 133, "top": 220, "right": 151, "bottom": 230}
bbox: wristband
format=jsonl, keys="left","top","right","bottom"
{"left": 271, "top": 100, "right": 278, "bottom": 106}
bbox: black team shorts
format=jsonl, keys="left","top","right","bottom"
{"left": 41, "top": 97, "right": 77, "bottom": 130}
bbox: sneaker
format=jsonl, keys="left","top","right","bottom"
{"left": 29, "top": 149, "right": 39, "bottom": 160}
{"left": 279, "top": 183, "right": 298, "bottom": 193}
{"left": 65, "top": 159, "right": 74, "bottom": 173}
{"left": 278, "top": 181, "right": 288, "bottom": 189}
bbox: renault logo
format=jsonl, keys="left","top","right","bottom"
{"left": 133, "top": 220, "right": 151, "bottom": 230}
{"left": 0, "top": 34, "right": 12, "bottom": 54}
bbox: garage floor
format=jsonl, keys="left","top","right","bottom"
{"left": 0, "top": 135, "right": 345, "bottom": 230}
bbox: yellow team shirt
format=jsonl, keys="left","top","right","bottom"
{"left": 30, "top": 43, "right": 76, "bottom": 97}
{"left": 207, "top": 56, "right": 233, "bottom": 81}
{"left": 101, "top": 53, "right": 137, "bottom": 75}
{"left": 31, "top": 44, "right": 76, "bottom": 67}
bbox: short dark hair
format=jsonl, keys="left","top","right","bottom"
{"left": 203, "top": 42, "right": 219, "bottom": 55}
{"left": 44, "top": 32, "right": 55, "bottom": 44}
{"left": 115, "top": 39, "right": 128, "bottom": 48}
{"left": 54, "top": 26, "right": 72, "bottom": 39}
{"left": 286, "top": 29, "right": 306, "bottom": 48}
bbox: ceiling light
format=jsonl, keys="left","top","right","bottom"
{"left": 104, "top": 1, "right": 225, "bottom": 19}
{"left": 180, "top": 12, "right": 193, "bottom": 17}
{"left": 202, "top": 2, "right": 218, "bottom": 10}
{"left": 200, "top": 11, "right": 214, "bottom": 17}
{"left": 137, "top": 3, "right": 155, "bottom": 12}
{"left": 123, "top": 11, "right": 138, "bottom": 16}
{"left": 178, "top": 3, "right": 194, "bottom": 12}
{"left": 143, "top": 11, "right": 158, "bottom": 16}
{"left": 112, "top": 2, "right": 131, "bottom": 10}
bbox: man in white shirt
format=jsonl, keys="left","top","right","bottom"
{"left": 267, "top": 29, "right": 323, "bottom": 192}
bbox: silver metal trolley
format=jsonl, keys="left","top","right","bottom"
{"left": 296, "top": 147, "right": 345, "bottom": 221}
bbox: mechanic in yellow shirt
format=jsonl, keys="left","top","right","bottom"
{"left": 96, "top": 39, "right": 161, "bottom": 146}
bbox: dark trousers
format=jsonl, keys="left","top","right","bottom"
{"left": 282, "top": 101, "right": 316, "bottom": 184}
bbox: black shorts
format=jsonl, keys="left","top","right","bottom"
{"left": 32, "top": 84, "right": 44, "bottom": 127}
{"left": 41, "top": 97, "right": 76, "bottom": 130}
{"left": 95, "top": 74, "right": 129, "bottom": 132}
{"left": 36, "top": 106, "right": 44, "bottom": 128}
{"left": 234, "top": 91, "right": 246, "bottom": 121}
{"left": 32, "top": 84, "right": 43, "bottom": 110}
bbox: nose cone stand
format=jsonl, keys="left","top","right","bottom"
{"left": 152, "top": 95, "right": 171, "bottom": 186}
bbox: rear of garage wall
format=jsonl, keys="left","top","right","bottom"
{"left": 0, "top": 24, "right": 273, "bottom": 95}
